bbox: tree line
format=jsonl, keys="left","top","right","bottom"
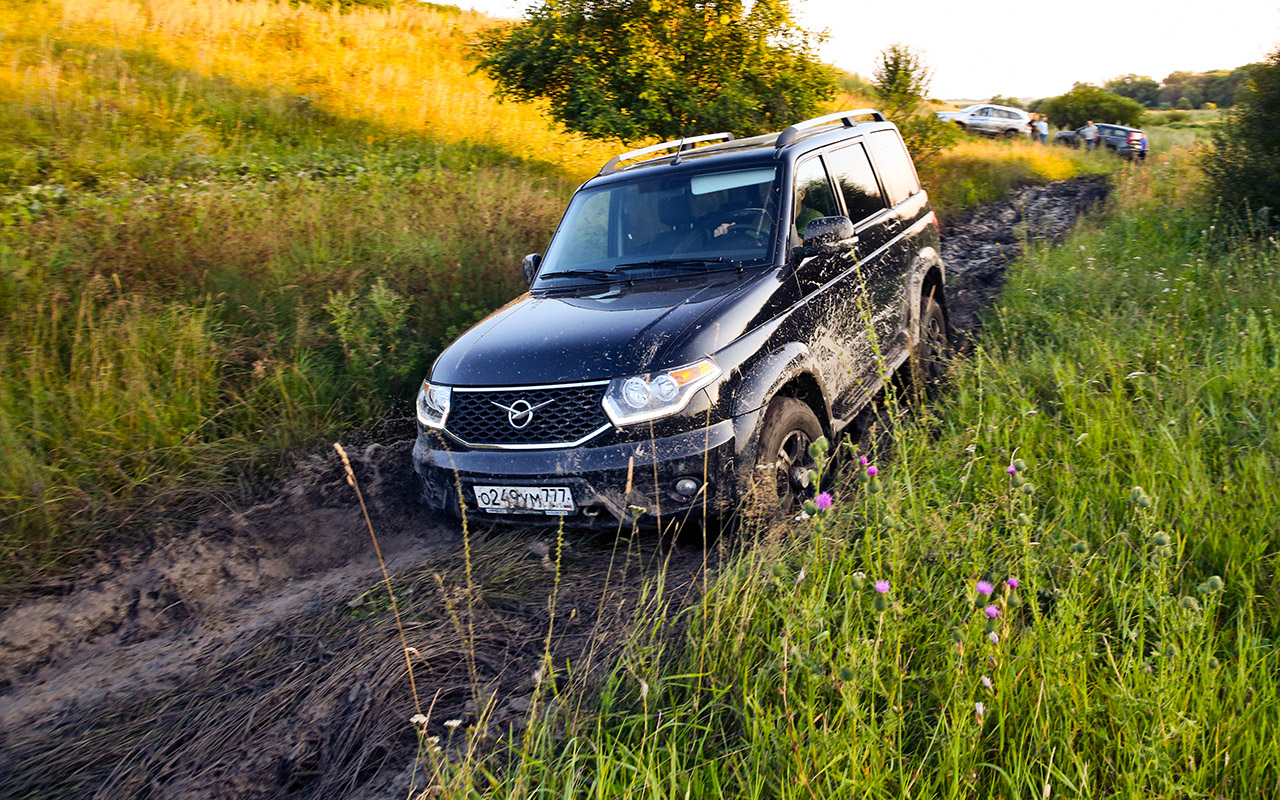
{"left": 1104, "top": 69, "right": 1255, "bottom": 109}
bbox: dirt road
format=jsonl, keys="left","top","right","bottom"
{"left": 0, "top": 177, "right": 1106, "bottom": 800}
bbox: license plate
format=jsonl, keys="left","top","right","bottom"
{"left": 473, "top": 485, "right": 575, "bottom": 515}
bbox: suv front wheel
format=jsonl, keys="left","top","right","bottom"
{"left": 753, "top": 396, "right": 824, "bottom": 515}
{"left": 910, "top": 294, "right": 949, "bottom": 395}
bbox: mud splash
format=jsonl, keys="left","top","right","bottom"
{"left": 0, "top": 176, "right": 1107, "bottom": 800}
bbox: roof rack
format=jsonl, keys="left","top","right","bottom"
{"left": 599, "top": 132, "right": 736, "bottom": 175}
{"left": 774, "top": 109, "right": 886, "bottom": 149}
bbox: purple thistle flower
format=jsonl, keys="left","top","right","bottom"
{"left": 976, "top": 580, "right": 995, "bottom": 596}
{"left": 1006, "top": 464, "right": 1018, "bottom": 475}
{"left": 985, "top": 605, "right": 1001, "bottom": 619}
{"left": 1006, "top": 578, "right": 1020, "bottom": 590}
{"left": 874, "top": 579, "right": 890, "bottom": 595}
{"left": 814, "top": 492, "right": 833, "bottom": 511}
{"left": 867, "top": 465, "right": 878, "bottom": 477}
{"left": 859, "top": 455, "right": 869, "bottom": 467}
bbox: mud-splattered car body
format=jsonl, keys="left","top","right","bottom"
{"left": 413, "top": 110, "right": 948, "bottom": 526}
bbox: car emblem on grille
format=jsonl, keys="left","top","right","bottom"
{"left": 489, "top": 398, "right": 555, "bottom": 429}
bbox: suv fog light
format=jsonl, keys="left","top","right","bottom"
{"left": 675, "top": 478, "right": 701, "bottom": 497}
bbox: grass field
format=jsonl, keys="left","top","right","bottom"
{"left": 2, "top": 0, "right": 1126, "bottom": 588}
{"left": 414, "top": 144, "right": 1280, "bottom": 798}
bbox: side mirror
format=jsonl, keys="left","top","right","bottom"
{"left": 521, "top": 253, "right": 542, "bottom": 286}
{"left": 794, "top": 216, "right": 857, "bottom": 260}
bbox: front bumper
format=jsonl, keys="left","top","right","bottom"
{"left": 412, "top": 411, "right": 764, "bottom": 526}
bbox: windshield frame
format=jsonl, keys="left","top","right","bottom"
{"left": 534, "top": 161, "right": 785, "bottom": 288}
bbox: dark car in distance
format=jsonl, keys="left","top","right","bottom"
{"left": 1053, "top": 122, "right": 1149, "bottom": 158}
{"left": 413, "top": 109, "right": 950, "bottom": 526}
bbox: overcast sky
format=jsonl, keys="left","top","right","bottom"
{"left": 454, "top": 0, "right": 1279, "bottom": 100}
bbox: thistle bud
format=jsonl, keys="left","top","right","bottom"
{"left": 868, "top": 477, "right": 883, "bottom": 494}
{"left": 1136, "top": 494, "right": 1152, "bottom": 508}
{"left": 838, "top": 666, "right": 856, "bottom": 682}
{"left": 1178, "top": 595, "right": 1201, "bottom": 611}
{"left": 803, "top": 500, "right": 818, "bottom": 517}
{"left": 1206, "top": 575, "right": 1224, "bottom": 592}
{"left": 1010, "top": 474, "right": 1025, "bottom": 488}
{"left": 1021, "top": 483, "right": 1035, "bottom": 496}
{"left": 1152, "top": 532, "right": 1171, "bottom": 547}
{"left": 850, "top": 572, "right": 866, "bottom": 590}
{"left": 806, "top": 469, "right": 820, "bottom": 486}
{"left": 1207, "top": 656, "right": 1221, "bottom": 670}
{"left": 873, "top": 594, "right": 889, "bottom": 612}
{"left": 1013, "top": 459, "right": 1027, "bottom": 472}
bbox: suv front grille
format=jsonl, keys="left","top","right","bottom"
{"left": 446, "top": 383, "right": 611, "bottom": 447}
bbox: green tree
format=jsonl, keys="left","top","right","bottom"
{"left": 872, "top": 43, "right": 931, "bottom": 120}
{"left": 1105, "top": 74, "right": 1160, "bottom": 107}
{"left": 1039, "top": 83, "right": 1146, "bottom": 128}
{"left": 871, "top": 43, "right": 956, "bottom": 163}
{"left": 473, "top": 0, "right": 836, "bottom": 143}
{"left": 988, "top": 94, "right": 1025, "bottom": 109}
{"left": 1204, "top": 48, "right": 1280, "bottom": 219}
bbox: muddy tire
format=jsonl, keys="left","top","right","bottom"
{"left": 910, "top": 293, "right": 950, "bottom": 396}
{"left": 752, "top": 397, "right": 824, "bottom": 516}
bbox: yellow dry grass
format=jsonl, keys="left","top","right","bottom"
{"left": 4, "top": 0, "right": 618, "bottom": 180}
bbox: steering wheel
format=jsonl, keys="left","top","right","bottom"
{"left": 673, "top": 207, "right": 771, "bottom": 255}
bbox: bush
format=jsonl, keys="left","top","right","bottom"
{"left": 474, "top": 0, "right": 836, "bottom": 143}
{"left": 1040, "top": 83, "right": 1146, "bottom": 128}
{"left": 872, "top": 44, "right": 957, "bottom": 163}
{"left": 1204, "top": 48, "right": 1280, "bottom": 220}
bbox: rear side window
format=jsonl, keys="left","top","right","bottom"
{"left": 824, "top": 143, "right": 885, "bottom": 224}
{"left": 866, "top": 130, "right": 920, "bottom": 207}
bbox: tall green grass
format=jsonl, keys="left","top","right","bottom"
{"left": 421, "top": 148, "right": 1280, "bottom": 797}
{"left": 0, "top": 0, "right": 582, "bottom": 586}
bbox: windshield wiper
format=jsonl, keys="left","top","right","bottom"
{"left": 614, "top": 257, "right": 742, "bottom": 270}
{"left": 538, "top": 268, "right": 628, "bottom": 282}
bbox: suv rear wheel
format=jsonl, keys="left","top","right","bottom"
{"left": 753, "top": 396, "right": 823, "bottom": 515}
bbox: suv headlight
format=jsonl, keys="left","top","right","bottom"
{"left": 416, "top": 380, "right": 451, "bottom": 429}
{"left": 602, "top": 359, "right": 721, "bottom": 426}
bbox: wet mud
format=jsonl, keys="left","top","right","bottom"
{"left": 0, "top": 176, "right": 1106, "bottom": 800}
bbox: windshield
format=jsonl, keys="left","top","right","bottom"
{"left": 537, "top": 166, "right": 780, "bottom": 283}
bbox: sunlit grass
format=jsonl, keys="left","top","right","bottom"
{"left": 922, "top": 137, "right": 1115, "bottom": 219}
{"left": 0, "top": 0, "right": 615, "bottom": 186}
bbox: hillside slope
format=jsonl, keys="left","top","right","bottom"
{"left": 0, "top": 0, "right": 611, "bottom": 584}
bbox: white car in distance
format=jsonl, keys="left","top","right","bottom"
{"left": 936, "top": 103, "right": 1031, "bottom": 138}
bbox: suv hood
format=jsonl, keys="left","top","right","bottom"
{"left": 430, "top": 271, "right": 758, "bottom": 386}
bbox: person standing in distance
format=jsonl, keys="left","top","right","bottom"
{"left": 1082, "top": 120, "right": 1099, "bottom": 151}
{"left": 1036, "top": 115, "right": 1049, "bottom": 144}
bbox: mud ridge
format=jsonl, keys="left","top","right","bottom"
{"left": 0, "top": 176, "right": 1107, "bottom": 800}
{"left": 942, "top": 175, "right": 1108, "bottom": 344}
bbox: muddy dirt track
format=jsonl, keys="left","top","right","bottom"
{"left": 0, "top": 177, "right": 1106, "bottom": 800}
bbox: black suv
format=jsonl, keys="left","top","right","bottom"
{"left": 413, "top": 109, "right": 949, "bottom": 525}
{"left": 1053, "top": 123, "right": 1150, "bottom": 158}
